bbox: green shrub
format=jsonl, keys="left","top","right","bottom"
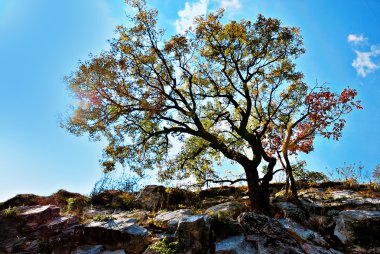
{"left": 93, "top": 214, "right": 114, "bottom": 222}
{"left": 66, "top": 197, "right": 89, "bottom": 214}
{"left": 2, "top": 207, "right": 18, "bottom": 218}
{"left": 148, "top": 238, "right": 180, "bottom": 254}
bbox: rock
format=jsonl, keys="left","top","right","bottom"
{"left": 279, "top": 218, "right": 329, "bottom": 247}
{"left": 80, "top": 217, "right": 149, "bottom": 253}
{"left": 72, "top": 245, "right": 104, "bottom": 254}
{"left": 205, "top": 201, "right": 244, "bottom": 219}
{"left": 334, "top": 210, "right": 380, "bottom": 246}
{"left": 215, "top": 234, "right": 256, "bottom": 254}
{"left": 18, "top": 205, "right": 61, "bottom": 227}
{"left": 154, "top": 209, "right": 192, "bottom": 230}
{"left": 136, "top": 185, "right": 167, "bottom": 211}
{"left": 102, "top": 250, "right": 127, "bottom": 254}
{"left": 275, "top": 202, "right": 308, "bottom": 223}
{"left": 238, "top": 212, "right": 303, "bottom": 254}
{"left": 175, "top": 214, "right": 213, "bottom": 254}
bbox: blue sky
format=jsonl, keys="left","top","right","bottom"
{"left": 1, "top": 0, "right": 379, "bottom": 201}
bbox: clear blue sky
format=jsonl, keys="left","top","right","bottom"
{"left": 1, "top": 0, "right": 379, "bottom": 201}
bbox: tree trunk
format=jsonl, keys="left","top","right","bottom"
{"left": 244, "top": 164, "right": 271, "bottom": 213}
{"left": 284, "top": 155, "right": 298, "bottom": 199}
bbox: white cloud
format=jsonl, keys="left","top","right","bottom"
{"left": 175, "top": 0, "right": 209, "bottom": 34}
{"left": 220, "top": 0, "right": 241, "bottom": 11}
{"left": 352, "top": 45, "right": 380, "bottom": 77}
{"left": 347, "top": 34, "right": 366, "bottom": 45}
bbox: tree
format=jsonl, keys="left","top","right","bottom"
{"left": 63, "top": 0, "right": 360, "bottom": 212}
{"left": 270, "top": 86, "right": 362, "bottom": 198}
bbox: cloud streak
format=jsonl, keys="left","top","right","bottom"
{"left": 347, "top": 34, "right": 366, "bottom": 45}
{"left": 220, "top": 0, "right": 241, "bottom": 11}
{"left": 348, "top": 34, "right": 380, "bottom": 77}
{"left": 352, "top": 46, "right": 380, "bottom": 77}
{"left": 175, "top": 0, "right": 209, "bottom": 34}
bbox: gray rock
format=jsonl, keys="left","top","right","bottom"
{"left": 18, "top": 205, "right": 61, "bottom": 227}
{"left": 275, "top": 202, "right": 308, "bottom": 223}
{"left": 136, "top": 185, "right": 167, "bottom": 211}
{"left": 205, "top": 201, "right": 244, "bottom": 219}
{"left": 102, "top": 250, "right": 126, "bottom": 254}
{"left": 175, "top": 214, "right": 213, "bottom": 254}
{"left": 154, "top": 209, "right": 192, "bottom": 230}
{"left": 80, "top": 218, "right": 149, "bottom": 253}
{"left": 71, "top": 245, "right": 104, "bottom": 254}
{"left": 215, "top": 234, "right": 256, "bottom": 254}
{"left": 238, "top": 212, "right": 303, "bottom": 254}
{"left": 334, "top": 210, "right": 380, "bottom": 245}
{"left": 279, "top": 218, "right": 329, "bottom": 247}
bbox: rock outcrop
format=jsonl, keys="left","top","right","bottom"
{"left": 0, "top": 184, "right": 379, "bottom": 253}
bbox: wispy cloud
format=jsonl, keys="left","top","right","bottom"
{"left": 352, "top": 46, "right": 380, "bottom": 77}
{"left": 347, "top": 34, "right": 366, "bottom": 45}
{"left": 348, "top": 33, "right": 380, "bottom": 77}
{"left": 175, "top": 0, "right": 209, "bottom": 34}
{"left": 220, "top": 0, "right": 241, "bottom": 11}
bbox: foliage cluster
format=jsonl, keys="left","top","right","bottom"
{"left": 2, "top": 207, "right": 18, "bottom": 218}
{"left": 148, "top": 238, "right": 180, "bottom": 254}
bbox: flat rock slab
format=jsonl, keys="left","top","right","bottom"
{"left": 215, "top": 234, "right": 256, "bottom": 254}
{"left": 154, "top": 209, "right": 192, "bottom": 230}
{"left": 279, "top": 218, "right": 328, "bottom": 247}
{"left": 81, "top": 218, "right": 149, "bottom": 253}
{"left": 206, "top": 201, "right": 244, "bottom": 219}
{"left": 18, "top": 205, "right": 61, "bottom": 227}
{"left": 334, "top": 210, "right": 380, "bottom": 245}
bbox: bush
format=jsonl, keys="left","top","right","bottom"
{"left": 148, "top": 238, "right": 180, "bottom": 254}
{"left": 66, "top": 196, "right": 89, "bottom": 214}
{"left": 2, "top": 207, "right": 18, "bottom": 218}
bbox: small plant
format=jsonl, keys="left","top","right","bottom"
{"left": 93, "top": 214, "right": 114, "bottom": 222}
{"left": 148, "top": 238, "right": 180, "bottom": 254}
{"left": 66, "top": 197, "right": 89, "bottom": 214}
{"left": 2, "top": 207, "right": 18, "bottom": 218}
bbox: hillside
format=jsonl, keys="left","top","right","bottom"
{"left": 0, "top": 182, "right": 379, "bottom": 254}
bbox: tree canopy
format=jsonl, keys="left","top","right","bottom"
{"left": 64, "top": 0, "right": 361, "bottom": 211}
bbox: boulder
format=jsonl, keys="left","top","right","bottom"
{"left": 136, "top": 185, "right": 167, "bottom": 211}
{"left": 278, "top": 218, "right": 329, "bottom": 247}
{"left": 18, "top": 205, "right": 61, "bottom": 227}
{"left": 205, "top": 201, "right": 244, "bottom": 219}
{"left": 154, "top": 209, "right": 192, "bottom": 230}
{"left": 215, "top": 234, "right": 256, "bottom": 254}
{"left": 275, "top": 202, "right": 308, "bottom": 223}
{"left": 72, "top": 245, "right": 104, "bottom": 254}
{"left": 80, "top": 217, "right": 150, "bottom": 254}
{"left": 175, "top": 214, "right": 213, "bottom": 254}
{"left": 334, "top": 210, "right": 380, "bottom": 246}
{"left": 238, "top": 212, "right": 302, "bottom": 254}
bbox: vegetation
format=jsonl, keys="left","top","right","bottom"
{"left": 2, "top": 207, "right": 18, "bottom": 218}
{"left": 148, "top": 238, "right": 180, "bottom": 254}
{"left": 63, "top": 0, "right": 361, "bottom": 212}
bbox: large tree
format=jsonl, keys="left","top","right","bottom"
{"left": 64, "top": 0, "right": 360, "bottom": 212}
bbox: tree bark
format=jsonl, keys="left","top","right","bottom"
{"left": 244, "top": 163, "right": 271, "bottom": 213}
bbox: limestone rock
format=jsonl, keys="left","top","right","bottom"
{"left": 18, "top": 205, "right": 61, "bottom": 227}
{"left": 275, "top": 202, "right": 308, "bottom": 224}
{"left": 175, "top": 214, "right": 213, "bottom": 254}
{"left": 154, "top": 209, "right": 192, "bottom": 230}
{"left": 136, "top": 185, "right": 167, "bottom": 211}
{"left": 238, "top": 212, "right": 303, "bottom": 254}
{"left": 72, "top": 245, "right": 104, "bottom": 254}
{"left": 279, "top": 218, "right": 329, "bottom": 247}
{"left": 334, "top": 210, "right": 380, "bottom": 246}
{"left": 80, "top": 217, "right": 149, "bottom": 254}
{"left": 205, "top": 201, "right": 244, "bottom": 219}
{"left": 215, "top": 234, "right": 256, "bottom": 254}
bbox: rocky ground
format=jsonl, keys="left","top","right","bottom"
{"left": 0, "top": 182, "right": 379, "bottom": 254}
